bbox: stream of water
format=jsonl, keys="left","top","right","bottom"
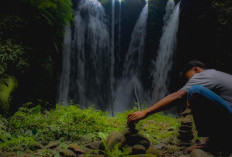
{"left": 151, "top": 0, "right": 180, "bottom": 102}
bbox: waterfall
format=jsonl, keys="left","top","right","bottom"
{"left": 58, "top": 0, "right": 111, "bottom": 108}
{"left": 113, "top": 4, "right": 148, "bottom": 113}
{"left": 58, "top": 26, "right": 71, "bottom": 105}
{"left": 151, "top": 0, "right": 180, "bottom": 102}
{"left": 118, "top": 0, "right": 122, "bottom": 54}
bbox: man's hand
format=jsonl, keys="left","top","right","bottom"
{"left": 127, "top": 111, "right": 147, "bottom": 124}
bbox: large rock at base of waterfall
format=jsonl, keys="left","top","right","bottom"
{"left": 190, "top": 149, "right": 215, "bottom": 157}
{"left": 106, "top": 131, "right": 126, "bottom": 150}
{"left": 132, "top": 144, "right": 146, "bottom": 154}
{"left": 126, "top": 134, "right": 149, "bottom": 146}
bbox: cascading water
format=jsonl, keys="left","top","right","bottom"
{"left": 58, "top": 26, "right": 71, "bottom": 105}
{"left": 113, "top": 4, "right": 148, "bottom": 113}
{"left": 58, "top": 0, "right": 111, "bottom": 108}
{"left": 151, "top": 0, "right": 180, "bottom": 102}
{"left": 118, "top": 0, "right": 122, "bottom": 54}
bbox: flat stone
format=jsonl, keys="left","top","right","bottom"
{"left": 68, "top": 144, "right": 87, "bottom": 154}
{"left": 33, "top": 142, "right": 45, "bottom": 150}
{"left": 178, "top": 129, "right": 193, "bottom": 135}
{"left": 146, "top": 146, "right": 163, "bottom": 157}
{"left": 164, "top": 145, "right": 180, "bottom": 154}
{"left": 179, "top": 125, "right": 192, "bottom": 131}
{"left": 180, "top": 109, "right": 192, "bottom": 117}
{"left": 178, "top": 141, "right": 192, "bottom": 147}
{"left": 106, "top": 131, "right": 126, "bottom": 150}
{"left": 36, "top": 149, "right": 55, "bottom": 156}
{"left": 177, "top": 134, "right": 194, "bottom": 141}
{"left": 59, "top": 149, "right": 76, "bottom": 157}
{"left": 132, "top": 144, "right": 146, "bottom": 154}
{"left": 46, "top": 141, "right": 59, "bottom": 149}
{"left": 125, "top": 146, "right": 133, "bottom": 155}
{"left": 138, "top": 139, "right": 150, "bottom": 149}
{"left": 86, "top": 141, "right": 102, "bottom": 150}
{"left": 121, "top": 127, "right": 139, "bottom": 137}
{"left": 181, "top": 115, "right": 193, "bottom": 125}
{"left": 154, "top": 143, "right": 165, "bottom": 149}
{"left": 190, "top": 149, "right": 215, "bottom": 157}
{"left": 3, "top": 152, "right": 17, "bottom": 157}
{"left": 127, "top": 134, "right": 149, "bottom": 146}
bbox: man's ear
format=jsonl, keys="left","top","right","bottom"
{"left": 194, "top": 67, "right": 199, "bottom": 73}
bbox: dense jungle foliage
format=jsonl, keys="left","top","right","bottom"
{"left": 0, "top": 0, "right": 73, "bottom": 114}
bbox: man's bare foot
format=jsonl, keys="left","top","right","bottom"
{"left": 187, "top": 137, "right": 209, "bottom": 153}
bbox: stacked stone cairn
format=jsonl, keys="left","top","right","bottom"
{"left": 100, "top": 123, "right": 162, "bottom": 156}
{"left": 177, "top": 108, "right": 194, "bottom": 147}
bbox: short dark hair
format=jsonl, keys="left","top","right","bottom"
{"left": 180, "top": 60, "right": 206, "bottom": 78}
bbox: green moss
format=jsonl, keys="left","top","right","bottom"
{"left": 0, "top": 77, "right": 17, "bottom": 110}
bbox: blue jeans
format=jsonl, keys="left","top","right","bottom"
{"left": 187, "top": 85, "right": 232, "bottom": 143}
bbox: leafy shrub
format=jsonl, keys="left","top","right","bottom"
{"left": 0, "top": 40, "right": 28, "bottom": 77}
{"left": 22, "top": 0, "right": 73, "bottom": 26}
{"left": 0, "top": 104, "right": 180, "bottom": 151}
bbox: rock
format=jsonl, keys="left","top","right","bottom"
{"left": 2, "top": 152, "right": 18, "bottom": 157}
{"left": 106, "top": 131, "right": 126, "bottom": 150}
{"left": 180, "top": 109, "right": 192, "bottom": 117}
{"left": 46, "top": 141, "right": 59, "bottom": 149}
{"left": 154, "top": 143, "right": 165, "bottom": 149}
{"left": 132, "top": 144, "right": 146, "bottom": 154}
{"left": 35, "top": 149, "right": 55, "bottom": 156}
{"left": 174, "top": 152, "right": 188, "bottom": 157}
{"left": 178, "top": 129, "right": 193, "bottom": 135}
{"left": 33, "top": 142, "right": 45, "bottom": 150}
{"left": 178, "top": 141, "right": 192, "bottom": 147}
{"left": 164, "top": 145, "right": 180, "bottom": 154}
{"left": 59, "top": 149, "right": 76, "bottom": 157}
{"left": 127, "top": 134, "right": 149, "bottom": 146}
{"left": 160, "top": 137, "right": 170, "bottom": 144}
{"left": 146, "top": 146, "right": 163, "bottom": 157}
{"left": 177, "top": 134, "right": 194, "bottom": 141}
{"left": 128, "top": 122, "right": 136, "bottom": 130}
{"left": 190, "top": 149, "right": 215, "bottom": 157}
{"left": 68, "top": 144, "right": 87, "bottom": 154}
{"left": 86, "top": 141, "right": 102, "bottom": 150}
{"left": 121, "top": 127, "right": 139, "bottom": 137}
{"left": 179, "top": 125, "right": 192, "bottom": 131}
{"left": 138, "top": 139, "right": 150, "bottom": 149}
{"left": 181, "top": 115, "right": 193, "bottom": 126}
{"left": 125, "top": 146, "right": 133, "bottom": 155}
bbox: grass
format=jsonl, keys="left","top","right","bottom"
{"left": 0, "top": 104, "right": 180, "bottom": 153}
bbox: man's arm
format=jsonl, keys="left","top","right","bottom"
{"left": 127, "top": 90, "right": 186, "bottom": 124}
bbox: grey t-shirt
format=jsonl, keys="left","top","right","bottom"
{"left": 180, "top": 69, "right": 232, "bottom": 107}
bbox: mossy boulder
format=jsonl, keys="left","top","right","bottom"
{"left": 106, "top": 131, "right": 126, "bottom": 150}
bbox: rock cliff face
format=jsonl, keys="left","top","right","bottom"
{"left": 169, "top": 0, "right": 232, "bottom": 92}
